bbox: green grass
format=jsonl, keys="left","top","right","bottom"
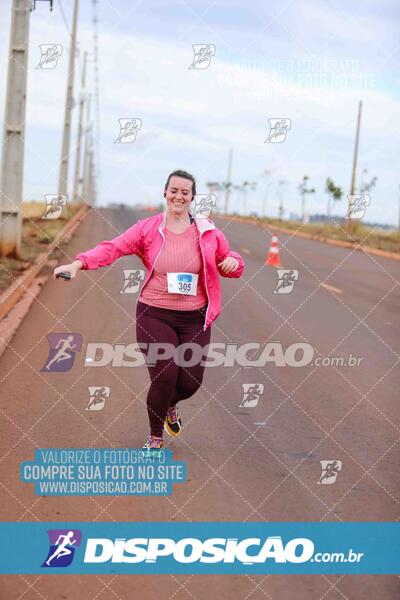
{"left": 0, "top": 201, "right": 84, "bottom": 292}
{"left": 234, "top": 215, "right": 400, "bottom": 254}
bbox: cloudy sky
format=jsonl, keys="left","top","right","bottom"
{"left": 0, "top": 0, "right": 399, "bottom": 225}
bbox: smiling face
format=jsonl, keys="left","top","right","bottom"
{"left": 165, "top": 175, "right": 193, "bottom": 216}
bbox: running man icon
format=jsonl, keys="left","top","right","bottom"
{"left": 44, "top": 335, "right": 77, "bottom": 371}
{"left": 46, "top": 531, "right": 76, "bottom": 566}
{"left": 40, "top": 333, "right": 83, "bottom": 373}
{"left": 42, "top": 529, "right": 82, "bottom": 568}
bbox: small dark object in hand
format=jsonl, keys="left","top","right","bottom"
{"left": 56, "top": 271, "right": 71, "bottom": 280}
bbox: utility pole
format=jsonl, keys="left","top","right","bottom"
{"left": 87, "top": 145, "right": 96, "bottom": 207}
{"left": 242, "top": 181, "right": 257, "bottom": 215}
{"left": 82, "top": 94, "right": 92, "bottom": 204}
{"left": 72, "top": 50, "right": 87, "bottom": 203}
{"left": 278, "top": 180, "right": 286, "bottom": 221}
{"left": 87, "top": 143, "right": 95, "bottom": 206}
{"left": 224, "top": 148, "right": 233, "bottom": 214}
{"left": 347, "top": 100, "right": 362, "bottom": 233}
{"left": 299, "top": 176, "right": 315, "bottom": 224}
{"left": 261, "top": 169, "right": 271, "bottom": 217}
{"left": 0, "top": 0, "right": 31, "bottom": 258}
{"left": 58, "top": 0, "right": 79, "bottom": 199}
{"left": 91, "top": 160, "right": 97, "bottom": 206}
{"left": 87, "top": 151, "right": 93, "bottom": 206}
{"left": 398, "top": 184, "right": 400, "bottom": 243}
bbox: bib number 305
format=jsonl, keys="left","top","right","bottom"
{"left": 167, "top": 273, "right": 198, "bottom": 296}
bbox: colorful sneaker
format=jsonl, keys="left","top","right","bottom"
{"left": 164, "top": 405, "right": 183, "bottom": 437}
{"left": 142, "top": 435, "right": 164, "bottom": 450}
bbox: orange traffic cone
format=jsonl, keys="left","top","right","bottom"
{"left": 265, "top": 233, "right": 282, "bottom": 267}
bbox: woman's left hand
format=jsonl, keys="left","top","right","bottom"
{"left": 218, "top": 256, "right": 239, "bottom": 274}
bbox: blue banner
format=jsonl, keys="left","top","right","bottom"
{"left": 0, "top": 522, "right": 398, "bottom": 574}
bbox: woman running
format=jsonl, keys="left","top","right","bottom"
{"left": 54, "top": 170, "right": 245, "bottom": 449}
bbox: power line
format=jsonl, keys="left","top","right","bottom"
{"left": 57, "top": 0, "right": 71, "bottom": 37}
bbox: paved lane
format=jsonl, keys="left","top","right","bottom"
{"left": 0, "top": 208, "right": 398, "bottom": 599}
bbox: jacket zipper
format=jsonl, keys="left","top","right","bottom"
{"left": 199, "top": 230, "right": 210, "bottom": 331}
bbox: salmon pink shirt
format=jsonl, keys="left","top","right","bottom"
{"left": 139, "top": 222, "right": 208, "bottom": 310}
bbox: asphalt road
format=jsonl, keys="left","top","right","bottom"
{"left": 0, "top": 208, "right": 399, "bottom": 599}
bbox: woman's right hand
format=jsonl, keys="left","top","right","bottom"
{"left": 53, "top": 260, "right": 82, "bottom": 281}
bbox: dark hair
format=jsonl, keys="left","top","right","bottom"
{"left": 164, "top": 170, "right": 196, "bottom": 200}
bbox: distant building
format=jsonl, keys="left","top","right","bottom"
{"left": 106, "top": 202, "right": 132, "bottom": 210}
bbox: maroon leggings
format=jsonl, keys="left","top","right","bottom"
{"left": 136, "top": 301, "right": 211, "bottom": 436}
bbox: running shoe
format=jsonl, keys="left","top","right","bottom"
{"left": 164, "top": 405, "right": 183, "bottom": 437}
{"left": 142, "top": 435, "right": 164, "bottom": 450}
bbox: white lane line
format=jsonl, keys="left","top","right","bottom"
{"left": 321, "top": 282, "right": 343, "bottom": 294}
{"left": 240, "top": 247, "right": 251, "bottom": 254}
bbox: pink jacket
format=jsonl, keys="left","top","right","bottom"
{"left": 75, "top": 212, "right": 245, "bottom": 330}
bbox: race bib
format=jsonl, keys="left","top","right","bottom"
{"left": 167, "top": 272, "right": 198, "bottom": 296}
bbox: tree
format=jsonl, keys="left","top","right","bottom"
{"left": 206, "top": 181, "right": 222, "bottom": 194}
{"left": 360, "top": 170, "right": 378, "bottom": 194}
{"left": 325, "top": 177, "right": 343, "bottom": 219}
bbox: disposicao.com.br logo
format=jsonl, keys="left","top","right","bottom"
{"left": 33, "top": 527, "right": 369, "bottom": 574}
{"left": 82, "top": 536, "right": 363, "bottom": 565}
